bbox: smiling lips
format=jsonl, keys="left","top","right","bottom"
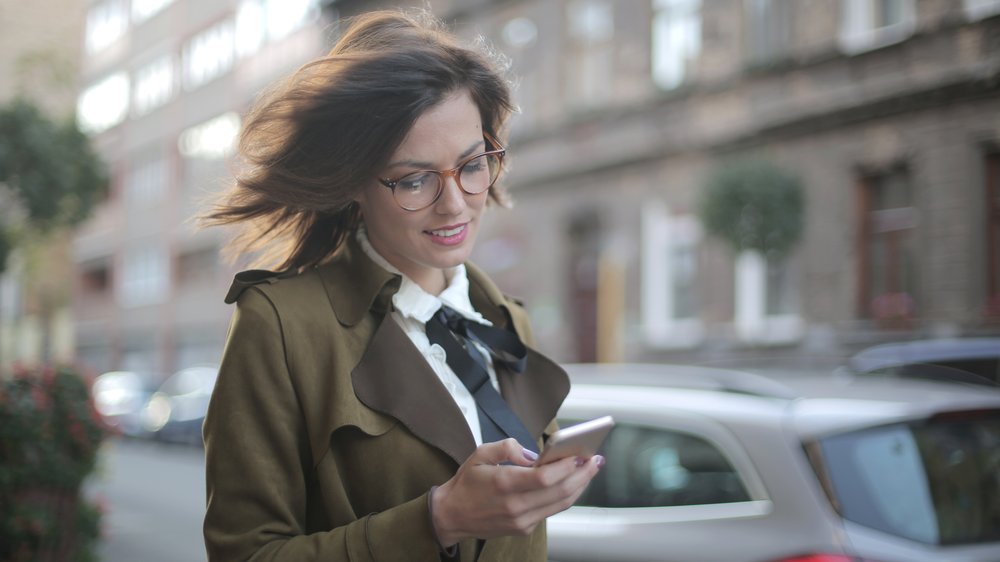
{"left": 425, "top": 223, "right": 468, "bottom": 245}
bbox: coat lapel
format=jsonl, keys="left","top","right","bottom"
{"left": 465, "top": 263, "right": 571, "bottom": 444}
{"left": 496, "top": 348, "right": 569, "bottom": 445}
{"left": 351, "top": 312, "right": 477, "bottom": 466}
{"left": 328, "top": 235, "right": 569, "bottom": 464}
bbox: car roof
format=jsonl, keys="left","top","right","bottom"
{"left": 563, "top": 363, "right": 1000, "bottom": 439}
{"left": 849, "top": 337, "right": 1000, "bottom": 372}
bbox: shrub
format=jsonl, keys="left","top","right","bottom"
{"left": 0, "top": 365, "right": 107, "bottom": 561}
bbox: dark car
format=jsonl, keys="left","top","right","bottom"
{"left": 849, "top": 337, "right": 1000, "bottom": 386}
{"left": 547, "top": 363, "right": 1000, "bottom": 562}
{"left": 140, "top": 366, "right": 218, "bottom": 446}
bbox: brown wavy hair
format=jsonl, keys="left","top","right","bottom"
{"left": 203, "top": 9, "right": 515, "bottom": 271}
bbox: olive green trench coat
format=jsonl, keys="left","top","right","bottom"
{"left": 203, "top": 236, "right": 570, "bottom": 562}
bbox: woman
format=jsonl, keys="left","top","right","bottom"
{"left": 202, "top": 9, "right": 603, "bottom": 562}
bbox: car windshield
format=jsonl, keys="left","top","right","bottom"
{"left": 815, "top": 410, "right": 1000, "bottom": 545}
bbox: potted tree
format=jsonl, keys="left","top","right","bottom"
{"left": 699, "top": 158, "right": 805, "bottom": 343}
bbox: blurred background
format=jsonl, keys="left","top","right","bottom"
{"left": 3, "top": 0, "right": 1000, "bottom": 379}
{"left": 1, "top": 0, "right": 999, "bottom": 560}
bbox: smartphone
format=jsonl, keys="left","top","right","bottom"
{"left": 534, "top": 415, "right": 614, "bottom": 466}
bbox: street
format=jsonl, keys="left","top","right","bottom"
{"left": 88, "top": 438, "right": 208, "bottom": 562}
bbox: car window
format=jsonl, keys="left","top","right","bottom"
{"left": 565, "top": 420, "right": 751, "bottom": 508}
{"left": 816, "top": 410, "right": 1000, "bottom": 545}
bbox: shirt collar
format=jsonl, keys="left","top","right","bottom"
{"left": 356, "top": 225, "right": 490, "bottom": 326}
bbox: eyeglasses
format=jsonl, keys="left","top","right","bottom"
{"left": 378, "top": 136, "right": 506, "bottom": 211}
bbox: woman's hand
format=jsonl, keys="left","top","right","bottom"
{"left": 430, "top": 438, "right": 604, "bottom": 547}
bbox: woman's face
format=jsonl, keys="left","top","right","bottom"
{"left": 356, "top": 89, "right": 491, "bottom": 294}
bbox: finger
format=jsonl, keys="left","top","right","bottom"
{"left": 507, "top": 454, "right": 604, "bottom": 509}
{"left": 471, "top": 438, "right": 536, "bottom": 467}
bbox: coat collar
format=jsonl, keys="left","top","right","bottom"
{"left": 318, "top": 234, "right": 401, "bottom": 326}
{"left": 324, "top": 233, "right": 570, "bottom": 466}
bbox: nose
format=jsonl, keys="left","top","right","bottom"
{"left": 433, "top": 173, "right": 467, "bottom": 215}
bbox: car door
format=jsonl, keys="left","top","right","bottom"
{"left": 547, "top": 395, "right": 841, "bottom": 562}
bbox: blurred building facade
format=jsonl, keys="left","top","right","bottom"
{"left": 72, "top": 0, "right": 1000, "bottom": 381}
{"left": 451, "top": 0, "right": 1000, "bottom": 364}
{"left": 73, "top": 0, "right": 333, "bottom": 383}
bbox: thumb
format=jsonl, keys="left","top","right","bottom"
{"left": 472, "top": 438, "right": 537, "bottom": 467}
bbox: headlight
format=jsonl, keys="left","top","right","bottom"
{"left": 141, "top": 393, "right": 172, "bottom": 432}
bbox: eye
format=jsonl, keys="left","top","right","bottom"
{"left": 462, "top": 155, "right": 488, "bottom": 174}
{"left": 397, "top": 172, "right": 434, "bottom": 192}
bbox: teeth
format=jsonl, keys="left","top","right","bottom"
{"left": 430, "top": 226, "right": 464, "bottom": 237}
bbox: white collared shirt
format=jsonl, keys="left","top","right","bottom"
{"left": 356, "top": 226, "right": 499, "bottom": 446}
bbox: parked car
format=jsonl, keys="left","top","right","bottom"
{"left": 140, "top": 366, "right": 218, "bottom": 446}
{"left": 547, "top": 363, "right": 1000, "bottom": 562}
{"left": 849, "top": 337, "right": 1000, "bottom": 386}
{"left": 92, "top": 370, "right": 151, "bottom": 437}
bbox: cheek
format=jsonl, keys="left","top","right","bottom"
{"left": 469, "top": 191, "right": 490, "bottom": 213}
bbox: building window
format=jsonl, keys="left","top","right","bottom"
{"left": 85, "top": 0, "right": 128, "bottom": 54}
{"left": 857, "top": 166, "right": 919, "bottom": 329}
{"left": 839, "top": 0, "right": 916, "bottom": 55}
{"left": 178, "top": 112, "right": 241, "bottom": 161}
{"left": 177, "top": 248, "right": 220, "bottom": 287}
{"left": 565, "top": 0, "right": 614, "bottom": 109}
{"left": 235, "top": 0, "right": 318, "bottom": 58}
{"left": 986, "top": 152, "right": 1000, "bottom": 318}
{"left": 744, "top": 0, "right": 790, "bottom": 66}
{"left": 568, "top": 211, "right": 602, "bottom": 362}
{"left": 651, "top": 0, "right": 701, "bottom": 91}
{"left": 734, "top": 250, "right": 802, "bottom": 344}
{"left": 183, "top": 20, "right": 236, "bottom": 91}
{"left": 965, "top": 0, "right": 1000, "bottom": 20}
{"left": 131, "top": 0, "right": 175, "bottom": 24}
{"left": 119, "top": 244, "right": 169, "bottom": 308}
{"left": 132, "top": 54, "right": 176, "bottom": 116}
{"left": 642, "top": 203, "right": 703, "bottom": 348}
{"left": 125, "top": 150, "right": 169, "bottom": 208}
{"left": 80, "top": 261, "right": 112, "bottom": 294}
{"left": 77, "top": 72, "right": 130, "bottom": 134}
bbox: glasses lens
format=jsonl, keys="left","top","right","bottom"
{"left": 458, "top": 153, "right": 501, "bottom": 194}
{"left": 392, "top": 171, "right": 440, "bottom": 210}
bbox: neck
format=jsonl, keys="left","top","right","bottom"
{"left": 413, "top": 269, "right": 448, "bottom": 296}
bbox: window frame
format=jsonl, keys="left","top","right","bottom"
{"left": 554, "top": 400, "right": 773, "bottom": 513}
{"left": 85, "top": 0, "right": 128, "bottom": 55}
{"left": 182, "top": 18, "right": 236, "bottom": 92}
{"left": 734, "top": 249, "right": 803, "bottom": 345}
{"left": 564, "top": 0, "right": 616, "bottom": 109}
{"left": 641, "top": 202, "right": 704, "bottom": 349}
{"left": 985, "top": 151, "right": 1000, "bottom": 319}
{"left": 651, "top": 0, "right": 702, "bottom": 91}
{"left": 743, "top": 0, "right": 791, "bottom": 66}
{"left": 855, "top": 164, "right": 920, "bottom": 329}
{"left": 118, "top": 242, "right": 170, "bottom": 308}
{"left": 838, "top": 0, "right": 916, "bottom": 55}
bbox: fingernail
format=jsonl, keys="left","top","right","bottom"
{"left": 594, "top": 455, "right": 605, "bottom": 468}
{"left": 574, "top": 457, "right": 586, "bottom": 467}
{"left": 522, "top": 448, "right": 538, "bottom": 461}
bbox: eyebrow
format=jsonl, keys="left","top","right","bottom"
{"left": 386, "top": 139, "right": 486, "bottom": 171}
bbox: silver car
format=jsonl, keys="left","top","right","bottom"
{"left": 547, "top": 364, "right": 1000, "bottom": 562}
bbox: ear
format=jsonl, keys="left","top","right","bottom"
{"left": 352, "top": 188, "right": 368, "bottom": 206}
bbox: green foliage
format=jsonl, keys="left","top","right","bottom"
{"left": 698, "top": 158, "right": 805, "bottom": 258}
{"left": 0, "top": 365, "right": 107, "bottom": 561}
{"left": 0, "top": 98, "right": 108, "bottom": 273}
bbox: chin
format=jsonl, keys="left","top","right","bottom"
{"left": 429, "top": 247, "right": 474, "bottom": 269}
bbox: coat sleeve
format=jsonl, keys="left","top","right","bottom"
{"left": 203, "top": 288, "right": 444, "bottom": 562}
